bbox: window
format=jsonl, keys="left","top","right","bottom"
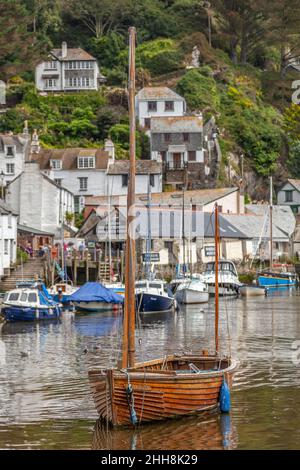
{"left": 164, "top": 133, "right": 171, "bottom": 143}
{"left": 20, "top": 293, "right": 27, "bottom": 302}
{"left": 47, "top": 79, "right": 56, "bottom": 88}
{"left": 144, "top": 118, "right": 151, "bottom": 129}
{"left": 28, "top": 293, "right": 37, "bottom": 303}
{"left": 183, "top": 133, "right": 190, "bottom": 142}
{"left": 6, "top": 163, "right": 15, "bottom": 175}
{"left": 77, "top": 157, "right": 95, "bottom": 169}
{"left": 4, "top": 239, "right": 9, "bottom": 254}
{"left": 150, "top": 174, "right": 155, "bottom": 187}
{"left": 9, "top": 292, "right": 19, "bottom": 301}
{"left": 45, "top": 61, "right": 57, "bottom": 70}
{"left": 6, "top": 146, "right": 14, "bottom": 156}
{"left": 148, "top": 101, "right": 157, "bottom": 112}
{"left": 188, "top": 151, "right": 196, "bottom": 161}
{"left": 55, "top": 178, "right": 62, "bottom": 186}
{"left": 165, "top": 101, "right": 174, "bottom": 111}
{"left": 122, "top": 175, "right": 128, "bottom": 187}
{"left": 285, "top": 190, "right": 293, "bottom": 202}
{"left": 51, "top": 159, "right": 62, "bottom": 169}
{"left": 79, "top": 177, "right": 88, "bottom": 191}
{"left": 74, "top": 196, "right": 80, "bottom": 213}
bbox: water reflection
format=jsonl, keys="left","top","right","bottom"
{"left": 92, "top": 413, "right": 237, "bottom": 450}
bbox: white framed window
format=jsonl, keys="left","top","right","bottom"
{"left": 6, "top": 146, "right": 14, "bottom": 157}
{"left": 47, "top": 79, "right": 56, "bottom": 88}
{"left": 77, "top": 156, "right": 95, "bottom": 169}
{"left": 79, "top": 177, "right": 88, "bottom": 191}
{"left": 51, "top": 159, "right": 62, "bottom": 169}
{"left": 6, "top": 163, "right": 15, "bottom": 175}
{"left": 4, "top": 239, "right": 9, "bottom": 254}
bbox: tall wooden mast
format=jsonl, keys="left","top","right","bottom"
{"left": 122, "top": 27, "right": 137, "bottom": 369}
{"left": 269, "top": 176, "right": 273, "bottom": 270}
{"left": 214, "top": 203, "right": 219, "bottom": 355}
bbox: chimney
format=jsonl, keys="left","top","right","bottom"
{"left": 31, "top": 129, "right": 40, "bottom": 154}
{"left": 23, "top": 120, "right": 29, "bottom": 136}
{"left": 105, "top": 138, "right": 115, "bottom": 162}
{"left": 62, "top": 41, "right": 68, "bottom": 59}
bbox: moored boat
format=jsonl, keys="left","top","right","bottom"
{"left": 240, "top": 284, "right": 266, "bottom": 297}
{"left": 1, "top": 281, "right": 61, "bottom": 322}
{"left": 175, "top": 278, "right": 209, "bottom": 304}
{"left": 135, "top": 279, "right": 174, "bottom": 313}
{"left": 202, "top": 260, "right": 241, "bottom": 296}
{"left": 48, "top": 282, "right": 79, "bottom": 306}
{"left": 68, "top": 282, "right": 123, "bottom": 312}
{"left": 257, "top": 271, "right": 297, "bottom": 288}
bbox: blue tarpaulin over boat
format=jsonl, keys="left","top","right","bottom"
{"left": 68, "top": 282, "right": 124, "bottom": 304}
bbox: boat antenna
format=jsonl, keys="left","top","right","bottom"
{"left": 122, "top": 26, "right": 137, "bottom": 369}
{"left": 214, "top": 202, "right": 219, "bottom": 355}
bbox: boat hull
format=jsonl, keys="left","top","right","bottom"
{"left": 136, "top": 292, "right": 174, "bottom": 313}
{"left": 1, "top": 305, "right": 61, "bottom": 322}
{"left": 89, "top": 355, "right": 236, "bottom": 426}
{"left": 73, "top": 301, "right": 115, "bottom": 312}
{"left": 240, "top": 285, "right": 266, "bottom": 297}
{"left": 176, "top": 289, "right": 209, "bottom": 304}
{"left": 207, "top": 284, "right": 239, "bottom": 297}
{"left": 257, "top": 275, "right": 297, "bottom": 288}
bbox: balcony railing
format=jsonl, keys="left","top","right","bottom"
{"left": 164, "top": 161, "right": 185, "bottom": 170}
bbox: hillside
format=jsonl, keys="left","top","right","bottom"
{"left": 1, "top": 1, "right": 300, "bottom": 200}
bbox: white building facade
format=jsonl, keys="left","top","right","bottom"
{"left": 0, "top": 131, "right": 30, "bottom": 186}
{"left": 6, "top": 162, "right": 74, "bottom": 237}
{"left": 135, "top": 87, "right": 186, "bottom": 130}
{"left": 35, "top": 42, "right": 105, "bottom": 93}
{"left": 0, "top": 200, "right": 18, "bottom": 278}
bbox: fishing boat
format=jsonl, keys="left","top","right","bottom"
{"left": 68, "top": 282, "right": 123, "bottom": 312}
{"left": 136, "top": 279, "right": 174, "bottom": 313}
{"left": 88, "top": 28, "right": 237, "bottom": 427}
{"left": 1, "top": 281, "right": 61, "bottom": 322}
{"left": 239, "top": 284, "right": 266, "bottom": 297}
{"left": 202, "top": 260, "right": 241, "bottom": 296}
{"left": 104, "top": 282, "right": 125, "bottom": 297}
{"left": 175, "top": 277, "right": 209, "bottom": 304}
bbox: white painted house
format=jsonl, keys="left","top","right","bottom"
{"left": 135, "top": 87, "right": 186, "bottom": 130}
{"left": 0, "top": 129, "right": 30, "bottom": 186}
{"left": 0, "top": 200, "right": 18, "bottom": 279}
{"left": 277, "top": 179, "right": 300, "bottom": 214}
{"left": 6, "top": 162, "right": 74, "bottom": 237}
{"left": 107, "top": 160, "right": 162, "bottom": 196}
{"left": 35, "top": 42, "right": 106, "bottom": 93}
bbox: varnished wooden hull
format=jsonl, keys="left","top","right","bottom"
{"left": 88, "top": 355, "right": 237, "bottom": 426}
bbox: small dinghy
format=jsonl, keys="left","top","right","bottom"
{"left": 239, "top": 284, "right": 266, "bottom": 297}
{"left": 175, "top": 278, "right": 209, "bottom": 304}
{"left": 68, "top": 282, "right": 123, "bottom": 312}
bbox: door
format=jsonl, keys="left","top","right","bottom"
{"left": 173, "top": 153, "right": 182, "bottom": 169}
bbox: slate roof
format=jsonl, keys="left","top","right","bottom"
{"left": 51, "top": 48, "right": 96, "bottom": 62}
{"left": 34, "top": 148, "right": 109, "bottom": 171}
{"left": 107, "top": 160, "right": 162, "bottom": 175}
{"left": 136, "top": 87, "right": 185, "bottom": 101}
{"left": 0, "top": 200, "right": 18, "bottom": 216}
{"left": 0, "top": 134, "right": 28, "bottom": 153}
{"left": 18, "top": 224, "right": 54, "bottom": 236}
{"left": 151, "top": 116, "right": 203, "bottom": 133}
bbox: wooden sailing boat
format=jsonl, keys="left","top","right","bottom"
{"left": 88, "top": 27, "right": 237, "bottom": 426}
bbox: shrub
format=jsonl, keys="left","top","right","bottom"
{"left": 176, "top": 67, "right": 220, "bottom": 112}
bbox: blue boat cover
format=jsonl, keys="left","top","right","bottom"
{"left": 68, "top": 282, "right": 124, "bottom": 304}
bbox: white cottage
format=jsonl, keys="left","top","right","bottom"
{"left": 277, "top": 179, "right": 300, "bottom": 214}
{"left": 6, "top": 162, "right": 74, "bottom": 238}
{"left": 35, "top": 42, "right": 106, "bottom": 93}
{"left": 0, "top": 200, "right": 18, "bottom": 278}
{"left": 135, "top": 87, "right": 186, "bottom": 130}
{"left": 0, "top": 129, "right": 30, "bottom": 186}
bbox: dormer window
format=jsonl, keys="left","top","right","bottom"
{"left": 165, "top": 101, "right": 174, "bottom": 111}
{"left": 51, "top": 159, "right": 62, "bottom": 170}
{"left": 6, "top": 146, "right": 14, "bottom": 157}
{"left": 78, "top": 156, "right": 95, "bottom": 169}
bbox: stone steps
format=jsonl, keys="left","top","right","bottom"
{"left": 0, "top": 259, "right": 45, "bottom": 291}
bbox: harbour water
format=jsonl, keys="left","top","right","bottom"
{"left": 1, "top": 289, "right": 300, "bottom": 450}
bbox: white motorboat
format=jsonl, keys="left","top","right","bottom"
{"left": 175, "top": 278, "right": 209, "bottom": 304}
{"left": 202, "top": 260, "right": 242, "bottom": 296}
{"left": 135, "top": 279, "right": 175, "bottom": 313}
{"left": 48, "top": 282, "right": 79, "bottom": 306}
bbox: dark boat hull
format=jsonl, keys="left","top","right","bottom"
{"left": 136, "top": 292, "right": 174, "bottom": 313}
{"left": 1, "top": 306, "right": 61, "bottom": 322}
